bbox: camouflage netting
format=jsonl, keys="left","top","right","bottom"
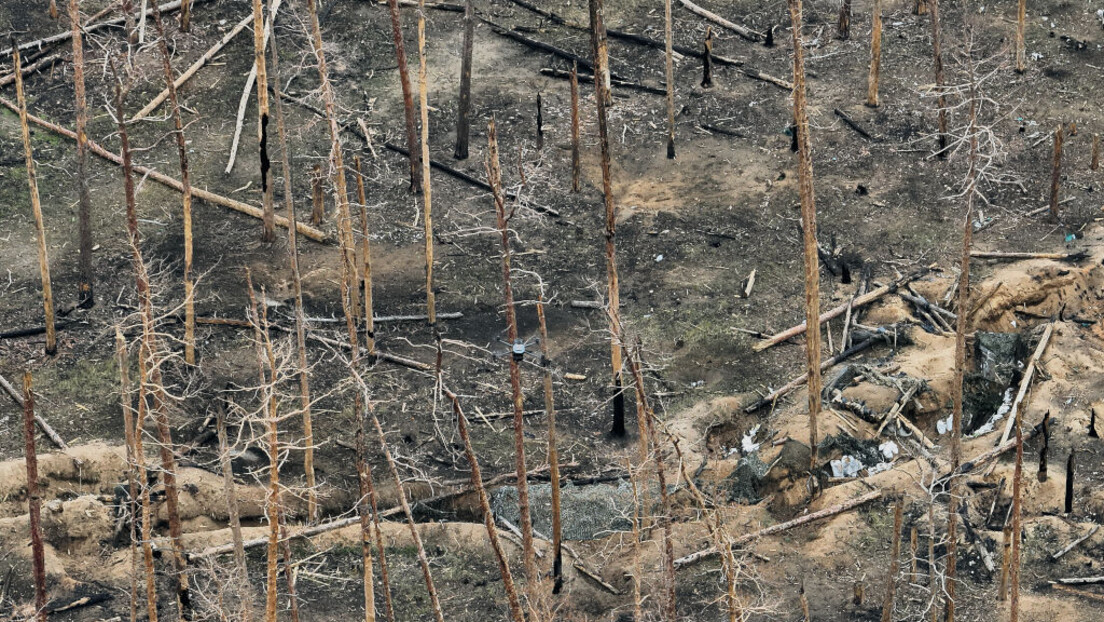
{"left": 725, "top": 454, "right": 769, "bottom": 503}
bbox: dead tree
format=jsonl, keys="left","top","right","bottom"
{"left": 216, "top": 409, "right": 255, "bottom": 622}
{"left": 385, "top": 0, "right": 422, "bottom": 190}
{"left": 914, "top": 0, "right": 928, "bottom": 15}
{"left": 1010, "top": 416, "right": 1024, "bottom": 622}
{"left": 866, "top": 0, "right": 882, "bottom": 107}
{"left": 150, "top": 2, "right": 196, "bottom": 365}
{"left": 486, "top": 117, "right": 539, "bottom": 594}
{"left": 306, "top": 0, "right": 359, "bottom": 348}
{"left": 454, "top": 0, "right": 475, "bottom": 159}
{"left": 311, "top": 164, "right": 325, "bottom": 225}
{"left": 355, "top": 402, "right": 378, "bottom": 622}
{"left": 266, "top": 25, "right": 317, "bottom": 523}
{"left": 49, "top": 0, "right": 59, "bottom": 19}
{"left": 13, "top": 43, "right": 56, "bottom": 356}
{"left": 439, "top": 357, "right": 526, "bottom": 621}
{"left": 881, "top": 498, "right": 904, "bottom": 622}
{"left": 536, "top": 92, "right": 544, "bottom": 149}
{"left": 1037, "top": 412, "right": 1049, "bottom": 481}
{"left": 786, "top": 0, "right": 824, "bottom": 469}
{"left": 416, "top": 0, "right": 437, "bottom": 327}
{"left": 1064, "top": 451, "right": 1074, "bottom": 514}
{"left": 23, "top": 372, "right": 47, "bottom": 622}
{"left": 929, "top": 0, "right": 948, "bottom": 157}
{"left": 701, "top": 27, "right": 713, "bottom": 87}
{"left": 111, "top": 64, "right": 160, "bottom": 622}
{"left": 354, "top": 156, "right": 377, "bottom": 358}
{"left": 838, "top": 0, "right": 851, "bottom": 39}
{"left": 1091, "top": 134, "right": 1099, "bottom": 171}
{"left": 116, "top": 329, "right": 141, "bottom": 622}
{"left": 535, "top": 290, "right": 563, "bottom": 594}
{"left": 570, "top": 62, "right": 581, "bottom": 192}
{"left": 251, "top": 0, "right": 276, "bottom": 241}
{"left": 588, "top": 0, "right": 626, "bottom": 437}
{"left": 664, "top": 0, "right": 675, "bottom": 158}
{"left": 1049, "top": 124, "right": 1063, "bottom": 221}
{"left": 1015, "top": 0, "right": 1026, "bottom": 73}
{"left": 180, "top": 0, "right": 190, "bottom": 31}
{"left": 70, "top": 0, "right": 94, "bottom": 308}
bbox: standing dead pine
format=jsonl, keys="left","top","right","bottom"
{"left": 866, "top": 0, "right": 883, "bottom": 107}
{"left": 928, "top": 0, "right": 948, "bottom": 156}
{"left": 664, "top": 0, "right": 675, "bottom": 158}
{"left": 386, "top": 0, "right": 423, "bottom": 190}
{"left": 70, "top": 0, "right": 94, "bottom": 308}
{"left": 251, "top": 0, "right": 276, "bottom": 241}
{"left": 12, "top": 42, "right": 57, "bottom": 356}
{"left": 786, "top": 0, "right": 824, "bottom": 470}
{"left": 454, "top": 0, "right": 475, "bottom": 159}
{"left": 1049, "top": 124, "right": 1063, "bottom": 221}
{"left": 23, "top": 372, "right": 48, "bottom": 622}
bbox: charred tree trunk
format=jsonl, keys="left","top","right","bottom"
{"left": 416, "top": 0, "right": 437, "bottom": 328}
{"left": 1064, "top": 451, "right": 1075, "bottom": 514}
{"left": 1091, "top": 134, "right": 1100, "bottom": 171}
{"left": 486, "top": 118, "right": 539, "bottom": 594}
{"left": 386, "top": 0, "right": 422, "bottom": 191}
{"left": 838, "top": 0, "right": 851, "bottom": 39}
{"left": 1010, "top": 416, "right": 1024, "bottom": 622}
{"left": 251, "top": 0, "right": 276, "bottom": 242}
{"left": 866, "top": 0, "right": 882, "bottom": 107}
{"left": 588, "top": 0, "right": 626, "bottom": 437}
{"left": 355, "top": 411, "right": 378, "bottom": 622}
{"left": 701, "top": 27, "right": 713, "bottom": 87}
{"left": 13, "top": 43, "right": 56, "bottom": 356}
{"left": 914, "top": 0, "right": 928, "bottom": 15}
{"left": 536, "top": 92, "right": 544, "bottom": 150}
{"left": 787, "top": 0, "right": 823, "bottom": 470}
{"left": 217, "top": 409, "right": 255, "bottom": 621}
{"left": 664, "top": 0, "right": 675, "bottom": 158}
{"left": 23, "top": 372, "right": 48, "bottom": 622}
{"left": 311, "top": 164, "right": 325, "bottom": 225}
{"left": 1037, "top": 412, "right": 1050, "bottom": 482}
{"left": 536, "top": 292, "right": 564, "bottom": 594}
{"left": 180, "top": 0, "right": 190, "bottom": 31}
{"left": 929, "top": 0, "right": 948, "bottom": 157}
{"left": 354, "top": 156, "right": 376, "bottom": 358}
{"left": 116, "top": 329, "right": 141, "bottom": 622}
{"left": 70, "top": 0, "right": 94, "bottom": 308}
{"left": 570, "top": 62, "right": 581, "bottom": 192}
{"left": 454, "top": 0, "right": 474, "bottom": 159}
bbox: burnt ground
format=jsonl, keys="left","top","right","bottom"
{"left": 1, "top": 0, "right": 1103, "bottom": 620}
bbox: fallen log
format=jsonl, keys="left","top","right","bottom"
{"left": 742, "top": 68, "right": 793, "bottom": 90}
{"left": 1050, "top": 582, "right": 1104, "bottom": 603}
{"left": 753, "top": 270, "right": 927, "bottom": 351}
{"left": 834, "top": 108, "right": 874, "bottom": 140}
{"left": 0, "top": 371, "right": 70, "bottom": 450}
{"left": 0, "top": 52, "right": 64, "bottom": 88}
{"left": 0, "top": 97, "right": 328, "bottom": 242}
{"left": 1056, "top": 576, "right": 1104, "bottom": 586}
{"left": 0, "top": 321, "right": 73, "bottom": 340}
{"left": 745, "top": 336, "right": 878, "bottom": 412}
{"left": 45, "top": 592, "right": 112, "bottom": 614}
{"left": 674, "top": 490, "right": 883, "bottom": 568}
{"left": 677, "top": 0, "right": 762, "bottom": 42}
{"left": 996, "top": 323, "right": 1053, "bottom": 447}
{"left": 970, "top": 250, "right": 1088, "bottom": 262}
{"left": 540, "top": 68, "right": 666, "bottom": 96}
{"left": 130, "top": 13, "right": 253, "bottom": 121}
{"left": 480, "top": 18, "right": 616, "bottom": 79}
{"left": 1051, "top": 525, "right": 1099, "bottom": 561}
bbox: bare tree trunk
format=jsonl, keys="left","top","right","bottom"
{"left": 49, "top": 0, "right": 59, "bottom": 19}
{"left": 1091, "top": 133, "right": 1099, "bottom": 171}
{"left": 306, "top": 0, "right": 359, "bottom": 351}
{"left": 1037, "top": 412, "right": 1049, "bottom": 481}
{"left": 277, "top": 509, "right": 301, "bottom": 622}
{"left": 1014, "top": 0, "right": 1025, "bottom": 73}
{"left": 180, "top": 0, "right": 189, "bottom": 31}
{"left": 866, "top": 0, "right": 882, "bottom": 107}
{"left": 417, "top": 0, "right": 436, "bottom": 327}
{"left": 386, "top": 0, "right": 422, "bottom": 191}
{"left": 70, "top": 0, "right": 94, "bottom": 308}
{"left": 881, "top": 498, "right": 904, "bottom": 622}
{"left": 217, "top": 409, "right": 255, "bottom": 622}
{"left": 311, "top": 164, "right": 325, "bottom": 225}
{"left": 251, "top": 0, "right": 275, "bottom": 242}
{"left": 701, "top": 27, "right": 713, "bottom": 87}
{"left": 122, "top": 0, "right": 138, "bottom": 44}
{"left": 837, "top": 0, "right": 851, "bottom": 39}
{"left": 266, "top": 23, "right": 317, "bottom": 524}
{"left": 664, "top": 0, "right": 675, "bottom": 159}
{"left": 535, "top": 292, "right": 563, "bottom": 594}
{"left": 150, "top": 1, "right": 195, "bottom": 366}
{"left": 629, "top": 468, "right": 644, "bottom": 622}
{"left": 787, "top": 0, "right": 823, "bottom": 470}
{"left": 1064, "top": 451, "right": 1074, "bottom": 514}
{"left": 914, "top": 0, "right": 928, "bottom": 15}
{"left": 111, "top": 64, "right": 159, "bottom": 622}
{"left": 116, "top": 329, "right": 141, "bottom": 622}
{"left": 454, "top": 0, "right": 474, "bottom": 160}
{"left": 364, "top": 457, "right": 396, "bottom": 622}
{"left": 1049, "top": 124, "right": 1063, "bottom": 221}
{"left": 570, "top": 62, "right": 580, "bottom": 192}
{"left": 354, "top": 156, "right": 376, "bottom": 358}
{"left": 355, "top": 412, "right": 377, "bottom": 622}
{"left": 929, "top": 0, "right": 948, "bottom": 157}
{"left": 588, "top": 0, "right": 626, "bottom": 437}
{"left": 536, "top": 92, "right": 544, "bottom": 150}
{"left": 1010, "top": 416, "right": 1023, "bottom": 622}
{"left": 12, "top": 44, "right": 56, "bottom": 356}
{"left": 999, "top": 524, "right": 1011, "bottom": 600}
{"left": 440, "top": 369, "right": 525, "bottom": 621}
{"left": 486, "top": 117, "right": 539, "bottom": 598}
{"left": 367, "top": 405, "right": 445, "bottom": 622}
{"left": 23, "top": 372, "right": 47, "bottom": 622}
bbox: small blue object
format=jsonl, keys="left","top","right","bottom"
{"left": 1065, "top": 233, "right": 1076, "bottom": 243}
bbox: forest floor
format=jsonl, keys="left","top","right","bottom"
{"left": 0, "top": 0, "right": 1103, "bottom": 620}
